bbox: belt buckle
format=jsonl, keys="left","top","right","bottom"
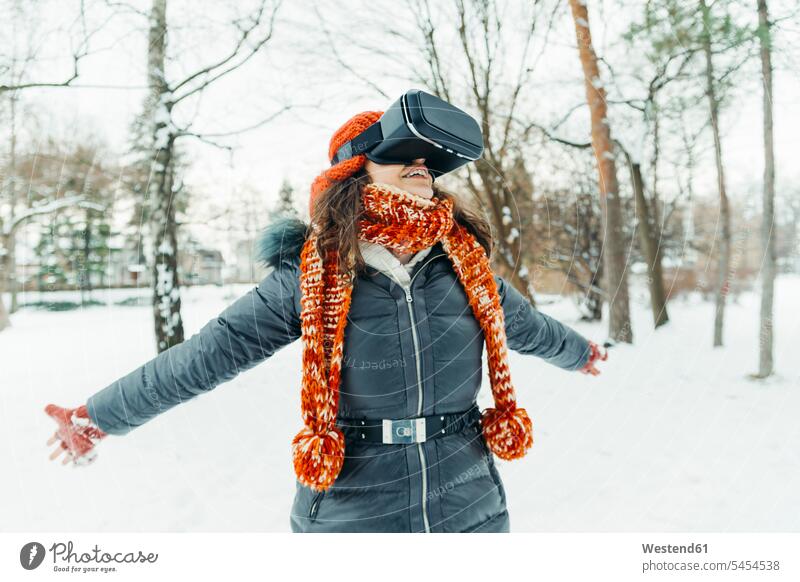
{"left": 382, "top": 417, "right": 426, "bottom": 444}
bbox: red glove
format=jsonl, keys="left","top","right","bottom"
{"left": 580, "top": 341, "right": 608, "bottom": 376}
{"left": 45, "top": 404, "right": 107, "bottom": 466}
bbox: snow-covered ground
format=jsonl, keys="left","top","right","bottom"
{"left": 1, "top": 278, "right": 798, "bottom": 532}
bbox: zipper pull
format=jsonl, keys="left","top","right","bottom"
{"left": 405, "top": 290, "right": 413, "bottom": 303}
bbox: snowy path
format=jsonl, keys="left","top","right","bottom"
{"left": 1, "top": 279, "right": 798, "bottom": 532}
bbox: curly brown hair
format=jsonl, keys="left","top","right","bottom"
{"left": 308, "top": 168, "right": 493, "bottom": 274}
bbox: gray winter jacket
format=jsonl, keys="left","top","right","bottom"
{"left": 86, "top": 217, "right": 592, "bottom": 533}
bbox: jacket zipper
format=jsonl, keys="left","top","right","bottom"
{"left": 402, "top": 253, "right": 444, "bottom": 534}
{"left": 309, "top": 491, "right": 324, "bottom": 522}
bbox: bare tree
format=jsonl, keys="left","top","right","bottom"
{"left": 139, "top": 0, "right": 283, "bottom": 352}
{"left": 622, "top": 149, "right": 668, "bottom": 327}
{"left": 755, "top": 0, "right": 775, "bottom": 377}
{"left": 627, "top": 0, "right": 754, "bottom": 342}
{"left": 694, "top": 0, "right": 734, "bottom": 348}
{"left": 568, "top": 0, "right": 632, "bottom": 343}
{"left": 0, "top": 0, "right": 97, "bottom": 95}
{"left": 532, "top": 116, "right": 668, "bottom": 330}
{"left": 609, "top": 41, "right": 702, "bottom": 328}
{"left": 1, "top": 0, "right": 106, "bottom": 320}
{"left": 144, "top": 0, "right": 183, "bottom": 351}
{"left": 446, "top": 0, "right": 538, "bottom": 302}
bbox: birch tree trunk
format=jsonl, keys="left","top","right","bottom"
{"left": 568, "top": 0, "right": 632, "bottom": 343}
{"left": 756, "top": 0, "right": 775, "bottom": 377}
{"left": 700, "top": 0, "right": 732, "bottom": 348}
{"left": 147, "top": 0, "right": 184, "bottom": 352}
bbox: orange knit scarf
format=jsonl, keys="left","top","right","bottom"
{"left": 292, "top": 182, "right": 533, "bottom": 491}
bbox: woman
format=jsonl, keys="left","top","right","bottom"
{"left": 45, "top": 110, "right": 607, "bottom": 533}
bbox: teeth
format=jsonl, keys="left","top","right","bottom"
{"left": 405, "top": 169, "right": 427, "bottom": 178}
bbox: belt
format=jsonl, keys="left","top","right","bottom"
{"left": 336, "top": 404, "right": 481, "bottom": 444}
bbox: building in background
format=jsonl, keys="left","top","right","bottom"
{"left": 179, "top": 238, "right": 224, "bottom": 286}
{"left": 107, "top": 233, "right": 148, "bottom": 288}
{"left": 15, "top": 227, "right": 227, "bottom": 290}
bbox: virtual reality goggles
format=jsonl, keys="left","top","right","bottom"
{"left": 331, "top": 89, "right": 484, "bottom": 178}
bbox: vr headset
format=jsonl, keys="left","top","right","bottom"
{"left": 331, "top": 89, "right": 484, "bottom": 179}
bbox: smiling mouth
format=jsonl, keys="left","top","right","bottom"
{"left": 402, "top": 167, "right": 431, "bottom": 182}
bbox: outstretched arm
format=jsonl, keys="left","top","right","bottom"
{"left": 85, "top": 261, "right": 302, "bottom": 435}
{"left": 495, "top": 275, "right": 603, "bottom": 372}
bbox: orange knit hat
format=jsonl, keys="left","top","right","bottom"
{"left": 309, "top": 110, "right": 383, "bottom": 214}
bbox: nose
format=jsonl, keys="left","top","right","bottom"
{"left": 410, "top": 158, "right": 426, "bottom": 166}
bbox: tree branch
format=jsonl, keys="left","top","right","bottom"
{"left": 175, "top": 104, "right": 290, "bottom": 140}
{"left": 172, "top": 0, "right": 281, "bottom": 104}
{"left": 4, "top": 196, "right": 105, "bottom": 236}
{"left": 312, "top": 4, "right": 390, "bottom": 99}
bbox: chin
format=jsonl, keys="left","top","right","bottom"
{"left": 405, "top": 183, "right": 434, "bottom": 199}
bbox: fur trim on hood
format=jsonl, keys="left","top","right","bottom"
{"left": 256, "top": 216, "right": 308, "bottom": 269}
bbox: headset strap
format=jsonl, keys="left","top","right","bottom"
{"left": 330, "top": 122, "right": 383, "bottom": 165}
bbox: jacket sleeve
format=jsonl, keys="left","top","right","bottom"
{"left": 495, "top": 275, "right": 591, "bottom": 371}
{"left": 86, "top": 261, "right": 302, "bottom": 435}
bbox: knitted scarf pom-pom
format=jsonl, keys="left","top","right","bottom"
{"left": 480, "top": 406, "right": 534, "bottom": 461}
{"left": 291, "top": 425, "right": 346, "bottom": 492}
